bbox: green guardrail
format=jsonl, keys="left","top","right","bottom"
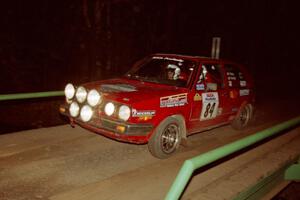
{"left": 0, "top": 91, "right": 64, "bottom": 101}
{"left": 165, "top": 115, "right": 300, "bottom": 200}
{"left": 285, "top": 157, "right": 300, "bottom": 181}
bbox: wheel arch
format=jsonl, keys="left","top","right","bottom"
{"left": 170, "top": 114, "right": 187, "bottom": 140}
{"left": 148, "top": 113, "right": 187, "bottom": 140}
{"left": 147, "top": 114, "right": 186, "bottom": 158}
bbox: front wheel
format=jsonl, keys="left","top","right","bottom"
{"left": 231, "top": 104, "right": 253, "bottom": 130}
{"left": 148, "top": 117, "right": 182, "bottom": 159}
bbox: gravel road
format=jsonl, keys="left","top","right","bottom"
{"left": 0, "top": 97, "right": 299, "bottom": 200}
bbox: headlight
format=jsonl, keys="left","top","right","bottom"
{"left": 65, "top": 83, "right": 75, "bottom": 99}
{"left": 104, "top": 102, "right": 115, "bottom": 116}
{"left": 69, "top": 102, "right": 80, "bottom": 117}
{"left": 118, "top": 105, "right": 130, "bottom": 121}
{"left": 87, "top": 89, "right": 101, "bottom": 107}
{"left": 80, "top": 105, "right": 93, "bottom": 122}
{"left": 76, "top": 86, "right": 87, "bottom": 103}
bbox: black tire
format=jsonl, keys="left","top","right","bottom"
{"left": 231, "top": 104, "right": 253, "bottom": 130}
{"left": 148, "top": 117, "right": 183, "bottom": 159}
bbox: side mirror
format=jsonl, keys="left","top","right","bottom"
{"left": 206, "top": 83, "right": 217, "bottom": 91}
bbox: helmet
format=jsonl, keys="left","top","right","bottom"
{"left": 167, "top": 64, "right": 181, "bottom": 80}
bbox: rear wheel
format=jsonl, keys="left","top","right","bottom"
{"left": 148, "top": 117, "right": 182, "bottom": 159}
{"left": 231, "top": 104, "right": 253, "bottom": 130}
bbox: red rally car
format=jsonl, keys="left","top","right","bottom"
{"left": 60, "top": 54, "right": 255, "bottom": 158}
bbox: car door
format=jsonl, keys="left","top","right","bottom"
{"left": 188, "top": 62, "right": 229, "bottom": 133}
{"left": 223, "top": 63, "right": 250, "bottom": 116}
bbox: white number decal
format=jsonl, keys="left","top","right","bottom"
{"left": 200, "top": 92, "right": 219, "bottom": 121}
{"left": 203, "top": 102, "right": 216, "bottom": 118}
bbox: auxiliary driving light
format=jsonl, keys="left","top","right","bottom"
{"left": 118, "top": 105, "right": 130, "bottom": 121}
{"left": 80, "top": 105, "right": 93, "bottom": 122}
{"left": 104, "top": 102, "right": 115, "bottom": 116}
{"left": 87, "top": 89, "right": 101, "bottom": 107}
{"left": 76, "top": 86, "right": 87, "bottom": 103}
{"left": 69, "top": 102, "right": 80, "bottom": 117}
{"left": 65, "top": 83, "right": 75, "bottom": 99}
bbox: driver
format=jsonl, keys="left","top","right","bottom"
{"left": 167, "top": 64, "right": 180, "bottom": 80}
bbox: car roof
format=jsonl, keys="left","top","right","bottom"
{"left": 151, "top": 53, "right": 240, "bottom": 65}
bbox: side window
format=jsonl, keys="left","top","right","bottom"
{"left": 224, "top": 64, "right": 246, "bottom": 88}
{"left": 197, "top": 63, "right": 224, "bottom": 89}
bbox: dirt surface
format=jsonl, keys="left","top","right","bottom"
{"left": 0, "top": 96, "right": 300, "bottom": 200}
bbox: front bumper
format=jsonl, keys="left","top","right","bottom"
{"left": 60, "top": 105, "right": 153, "bottom": 144}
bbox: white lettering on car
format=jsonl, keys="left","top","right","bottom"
{"left": 240, "top": 89, "right": 250, "bottom": 96}
{"left": 153, "top": 56, "right": 184, "bottom": 62}
{"left": 132, "top": 109, "right": 156, "bottom": 117}
{"left": 240, "top": 80, "right": 247, "bottom": 87}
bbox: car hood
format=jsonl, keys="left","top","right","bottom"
{"left": 83, "top": 78, "right": 187, "bottom": 104}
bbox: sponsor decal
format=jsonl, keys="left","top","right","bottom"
{"left": 203, "top": 92, "right": 218, "bottom": 101}
{"left": 196, "top": 83, "right": 205, "bottom": 91}
{"left": 240, "top": 89, "right": 250, "bottom": 96}
{"left": 132, "top": 109, "right": 156, "bottom": 117}
{"left": 227, "top": 72, "right": 238, "bottom": 82}
{"left": 193, "top": 93, "right": 202, "bottom": 101}
{"left": 160, "top": 93, "right": 187, "bottom": 108}
{"left": 228, "top": 76, "right": 237, "bottom": 80}
{"left": 152, "top": 56, "right": 184, "bottom": 62}
{"left": 240, "top": 80, "right": 247, "bottom": 87}
{"left": 200, "top": 92, "right": 219, "bottom": 121}
{"left": 227, "top": 72, "right": 235, "bottom": 76}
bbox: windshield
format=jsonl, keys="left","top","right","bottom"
{"left": 125, "top": 56, "right": 197, "bottom": 87}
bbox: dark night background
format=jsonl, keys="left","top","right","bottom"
{"left": 0, "top": 0, "right": 299, "bottom": 133}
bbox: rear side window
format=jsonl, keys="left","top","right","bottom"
{"left": 198, "top": 63, "right": 224, "bottom": 89}
{"left": 224, "top": 64, "right": 247, "bottom": 88}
